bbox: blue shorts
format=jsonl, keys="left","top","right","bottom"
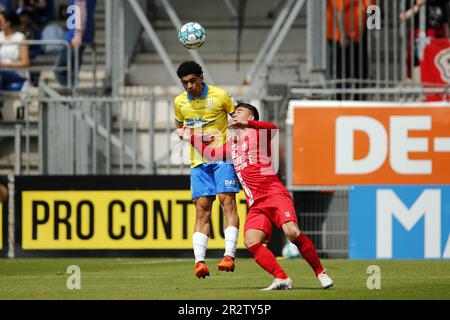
{"left": 191, "top": 162, "right": 240, "bottom": 199}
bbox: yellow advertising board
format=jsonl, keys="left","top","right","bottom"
{"left": 22, "top": 190, "right": 248, "bottom": 250}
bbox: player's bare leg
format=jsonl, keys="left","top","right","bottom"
{"left": 282, "top": 221, "right": 333, "bottom": 289}
{"left": 217, "top": 193, "right": 239, "bottom": 272}
{"left": 193, "top": 196, "right": 214, "bottom": 278}
{"left": 245, "top": 229, "right": 292, "bottom": 290}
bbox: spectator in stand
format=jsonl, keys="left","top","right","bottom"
{"left": 326, "top": 0, "right": 373, "bottom": 100}
{"left": 54, "top": 0, "right": 96, "bottom": 87}
{"left": 0, "top": 10, "right": 30, "bottom": 120}
{"left": 15, "top": 0, "right": 47, "bottom": 27}
{"left": 0, "top": 10, "right": 30, "bottom": 90}
{"left": 17, "top": 8, "right": 38, "bottom": 40}
{"left": 400, "top": 0, "right": 450, "bottom": 80}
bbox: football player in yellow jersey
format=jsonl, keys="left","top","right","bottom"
{"left": 174, "top": 61, "right": 240, "bottom": 278}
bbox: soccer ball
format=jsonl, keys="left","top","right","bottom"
{"left": 282, "top": 242, "right": 300, "bottom": 259}
{"left": 178, "top": 22, "right": 206, "bottom": 50}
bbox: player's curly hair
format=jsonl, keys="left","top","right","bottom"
{"left": 236, "top": 103, "right": 260, "bottom": 121}
{"left": 177, "top": 61, "right": 203, "bottom": 78}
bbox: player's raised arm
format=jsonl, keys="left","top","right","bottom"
{"left": 247, "top": 120, "right": 278, "bottom": 130}
{"left": 228, "top": 119, "right": 278, "bottom": 130}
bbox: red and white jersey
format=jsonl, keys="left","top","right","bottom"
{"left": 230, "top": 120, "right": 289, "bottom": 206}
{"left": 191, "top": 120, "right": 290, "bottom": 207}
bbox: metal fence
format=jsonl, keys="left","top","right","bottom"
{"left": 280, "top": 0, "right": 450, "bottom": 258}
{"left": 306, "top": 0, "right": 449, "bottom": 101}
{"left": 106, "top": 0, "right": 147, "bottom": 95}
{"left": 6, "top": 83, "right": 195, "bottom": 176}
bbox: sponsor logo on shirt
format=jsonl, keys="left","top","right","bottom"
{"left": 206, "top": 98, "right": 214, "bottom": 107}
{"left": 185, "top": 117, "right": 216, "bottom": 128}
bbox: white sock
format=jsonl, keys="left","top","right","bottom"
{"left": 193, "top": 232, "right": 209, "bottom": 263}
{"left": 224, "top": 226, "right": 239, "bottom": 258}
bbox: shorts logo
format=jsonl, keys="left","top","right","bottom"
{"left": 225, "top": 179, "right": 236, "bottom": 187}
{"left": 285, "top": 212, "right": 291, "bottom": 218}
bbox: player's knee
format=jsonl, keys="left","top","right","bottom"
{"left": 218, "top": 193, "right": 237, "bottom": 212}
{"left": 283, "top": 223, "right": 301, "bottom": 242}
{"left": 244, "top": 237, "right": 260, "bottom": 249}
{"left": 286, "top": 231, "right": 300, "bottom": 242}
{"left": 194, "top": 197, "right": 213, "bottom": 212}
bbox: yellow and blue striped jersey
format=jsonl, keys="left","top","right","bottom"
{"left": 174, "top": 84, "right": 236, "bottom": 168}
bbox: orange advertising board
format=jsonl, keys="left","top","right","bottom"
{"left": 291, "top": 104, "right": 450, "bottom": 185}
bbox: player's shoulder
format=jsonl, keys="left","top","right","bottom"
{"left": 174, "top": 92, "right": 189, "bottom": 105}
{"left": 208, "top": 85, "right": 236, "bottom": 103}
{"left": 207, "top": 85, "right": 230, "bottom": 97}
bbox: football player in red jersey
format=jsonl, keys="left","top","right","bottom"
{"left": 182, "top": 103, "right": 334, "bottom": 290}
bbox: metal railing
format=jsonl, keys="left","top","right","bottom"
{"left": 306, "top": 0, "right": 445, "bottom": 101}
{"left": 36, "top": 84, "right": 156, "bottom": 175}
{"left": 106, "top": 0, "right": 147, "bottom": 95}
{"left": 5, "top": 82, "right": 194, "bottom": 176}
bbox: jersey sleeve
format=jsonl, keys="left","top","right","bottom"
{"left": 223, "top": 92, "right": 237, "bottom": 115}
{"left": 247, "top": 120, "right": 278, "bottom": 130}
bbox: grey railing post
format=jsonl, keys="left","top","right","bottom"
{"left": 14, "top": 125, "right": 22, "bottom": 175}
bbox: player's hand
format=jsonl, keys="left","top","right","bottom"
{"left": 71, "top": 34, "right": 82, "bottom": 48}
{"left": 177, "top": 126, "right": 187, "bottom": 140}
{"left": 201, "top": 133, "right": 215, "bottom": 145}
{"left": 228, "top": 120, "right": 248, "bottom": 129}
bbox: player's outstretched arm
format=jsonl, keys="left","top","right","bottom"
{"left": 228, "top": 120, "right": 278, "bottom": 130}
{"left": 180, "top": 127, "right": 230, "bottom": 161}
{"left": 247, "top": 120, "right": 278, "bottom": 130}
{"left": 189, "top": 135, "right": 230, "bottom": 161}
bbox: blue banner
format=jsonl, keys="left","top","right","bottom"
{"left": 349, "top": 185, "right": 450, "bottom": 259}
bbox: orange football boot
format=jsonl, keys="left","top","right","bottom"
{"left": 217, "top": 255, "right": 235, "bottom": 272}
{"left": 194, "top": 261, "right": 210, "bottom": 278}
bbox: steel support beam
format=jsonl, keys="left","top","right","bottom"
{"left": 128, "top": 0, "right": 179, "bottom": 85}
{"left": 245, "top": 0, "right": 305, "bottom": 98}
{"left": 244, "top": 0, "right": 295, "bottom": 84}
{"left": 224, "top": 0, "right": 238, "bottom": 18}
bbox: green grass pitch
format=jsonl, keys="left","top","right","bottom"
{"left": 0, "top": 258, "right": 449, "bottom": 300}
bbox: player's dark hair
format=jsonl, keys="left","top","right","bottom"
{"left": 236, "top": 103, "right": 260, "bottom": 121}
{"left": 177, "top": 61, "right": 203, "bottom": 78}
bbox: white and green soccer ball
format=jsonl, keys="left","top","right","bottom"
{"left": 178, "top": 22, "right": 206, "bottom": 50}
{"left": 282, "top": 242, "right": 300, "bottom": 259}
